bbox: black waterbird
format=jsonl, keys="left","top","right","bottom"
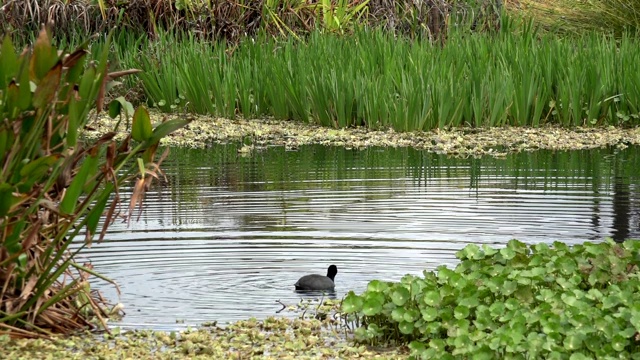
{"left": 294, "top": 265, "right": 338, "bottom": 291}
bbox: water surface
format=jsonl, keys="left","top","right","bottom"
{"left": 81, "top": 145, "right": 640, "bottom": 330}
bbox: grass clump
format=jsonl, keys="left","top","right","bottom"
{"left": 521, "top": 0, "right": 640, "bottom": 35}
{"left": 341, "top": 239, "right": 640, "bottom": 358}
{"left": 119, "top": 27, "right": 640, "bottom": 131}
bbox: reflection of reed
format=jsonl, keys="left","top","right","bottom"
{"left": 612, "top": 176, "right": 632, "bottom": 242}
{"left": 151, "top": 144, "right": 640, "bottom": 240}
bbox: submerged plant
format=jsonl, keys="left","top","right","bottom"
{"left": 341, "top": 239, "right": 640, "bottom": 358}
{"left": 0, "top": 28, "right": 189, "bottom": 338}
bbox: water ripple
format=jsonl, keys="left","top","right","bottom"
{"left": 78, "top": 145, "right": 640, "bottom": 329}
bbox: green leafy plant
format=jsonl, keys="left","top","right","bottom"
{"left": 341, "top": 239, "right": 640, "bottom": 358}
{"left": 317, "top": 0, "right": 370, "bottom": 33}
{"left": 0, "top": 28, "right": 190, "bottom": 338}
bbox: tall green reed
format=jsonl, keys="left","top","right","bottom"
{"left": 118, "top": 26, "right": 640, "bottom": 130}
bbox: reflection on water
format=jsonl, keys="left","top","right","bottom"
{"left": 79, "top": 145, "right": 640, "bottom": 330}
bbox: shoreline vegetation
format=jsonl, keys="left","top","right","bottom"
{"left": 113, "top": 28, "right": 640, "bottom": 131}
{"left": 2, "top": 0, "right": 640, "bottom": 359}
{"left": 87, "top": 111, "right": 640, "bottom": 157}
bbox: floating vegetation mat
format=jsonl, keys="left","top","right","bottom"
{"left": 86, "top": 111, "right": 640, "bottom": 158}
{"left": 2, "top": 299, "right": 407, "bottom": 359}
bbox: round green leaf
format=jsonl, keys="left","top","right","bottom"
{"left": 342, "top": 291, "right": 364, "bottom": 314}
{"left": 354, "top": 326, "right": 368, "bottom": 341}
{"left": 454, "top": 305, "right": 470, "bottom": 319}
{"left": 367, "top": 279, "right": 389, "bottom": 292}
{"left": 564, "top": 333, "right": 585, "bottom": 351}
{"left": 457, "top": 244, "right": 481, "bottom": 260}
{"left": 404, "top": 308, "right": 420, "bottom": 322}
{"left": 429, "top": 338, "right": 447, "bottom": 352}
{"left": 391, "top": 307, "right": 406, "bottom": 322}
{"left": 398, "top": 320, "right": 414, "bottom": 335}
{"left": 500, "top": 247, "right": 516, "bottom": 260}
{"left": 409, "top": 340, "right": 426, "bottom": 353}
{"left": 391, "top": 286, "right": 410, "bottom": 306}
{"left": 482, "top": 244, "right": 498, "bottom": 256}
{"left": 423, "top": 290, "right": 441, "bottom": 307}
{"left": 421, "top": 306, "right": 438, "bottom": 322}
{"left": 611, "top": 334, "right": 628, "bottom": 352}
{"left": 362, "top": 298, "right": 382, "bottom": 316}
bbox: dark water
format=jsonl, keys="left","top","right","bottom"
{"left": 80, "top": 144, "right": 640, "bottom": 330}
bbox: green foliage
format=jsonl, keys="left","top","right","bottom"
{"left": 0, "top": 28, "right": 189, "bottom": 337}
{"left": 121, "top": 28, "right": 640, "bottom": 130}
{"left": 341, "top": 239, "right": 640, "bottom": 358}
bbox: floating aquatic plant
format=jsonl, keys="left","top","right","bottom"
{"left": 341, "top": 239, "right": 640, "bottom": 358}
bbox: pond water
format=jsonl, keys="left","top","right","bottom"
{"left": 81, "top": 144, "right": 640, "bottom": 330}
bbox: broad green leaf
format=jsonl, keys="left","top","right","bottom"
{"left": 19, "top": 155, "right": 59, "bottom": 178}
{"left": 0, "top": 35, "right": 18, "bottom": 89}
{"left": 17, "top": 155, "right": 60, "bottom": 192}
{"left": 4, "top": 219, "right": 26, "bottom": 254}
{"left": 147, "top": 118, "right": 190, "bottom": 145}
{"left": 448, "top": 272, "right": 468, "bottom": 288}
{"left": 0, "top": 182, "right": 14, "bottom": 217}
{"left": 108, "top": 99, "right": 122, "bottom": 119}
{"left": 85, "top": 183, "right": 114, "bottom": 237}
{"left": 59, "top": 154, "right": 99, "bottom": 214}
{"left": 502, "top": 280, "right": 517, "bottom": 295}
{"left": 64, "top": 48, "right": 88, "bottom": 85}
{"left": 78, "top": 65, "right": 97, "bottom": 103}
{"left": 109, "top": 96, "right": 135, "bottom": 119}
{"left": 30, "top": 27, "right": 59, "bottom": 82}
{"left": 68, "top": 95, "right": 81, "bottom": 146}
{"left": 33, "top": 61, "right": 62, "bottom": 108}
{"left": 489, "top": 301, "right": 505, "bottom": 317}
{"left": 16, "top": 66, "right": 32, "bottom": 110}
{"left": 132, "top": 106, "right": 152, "bottom": 142}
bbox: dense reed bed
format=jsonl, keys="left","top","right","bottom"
{"left": 115, "top": 25, "right": 640, "bottom": 131}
